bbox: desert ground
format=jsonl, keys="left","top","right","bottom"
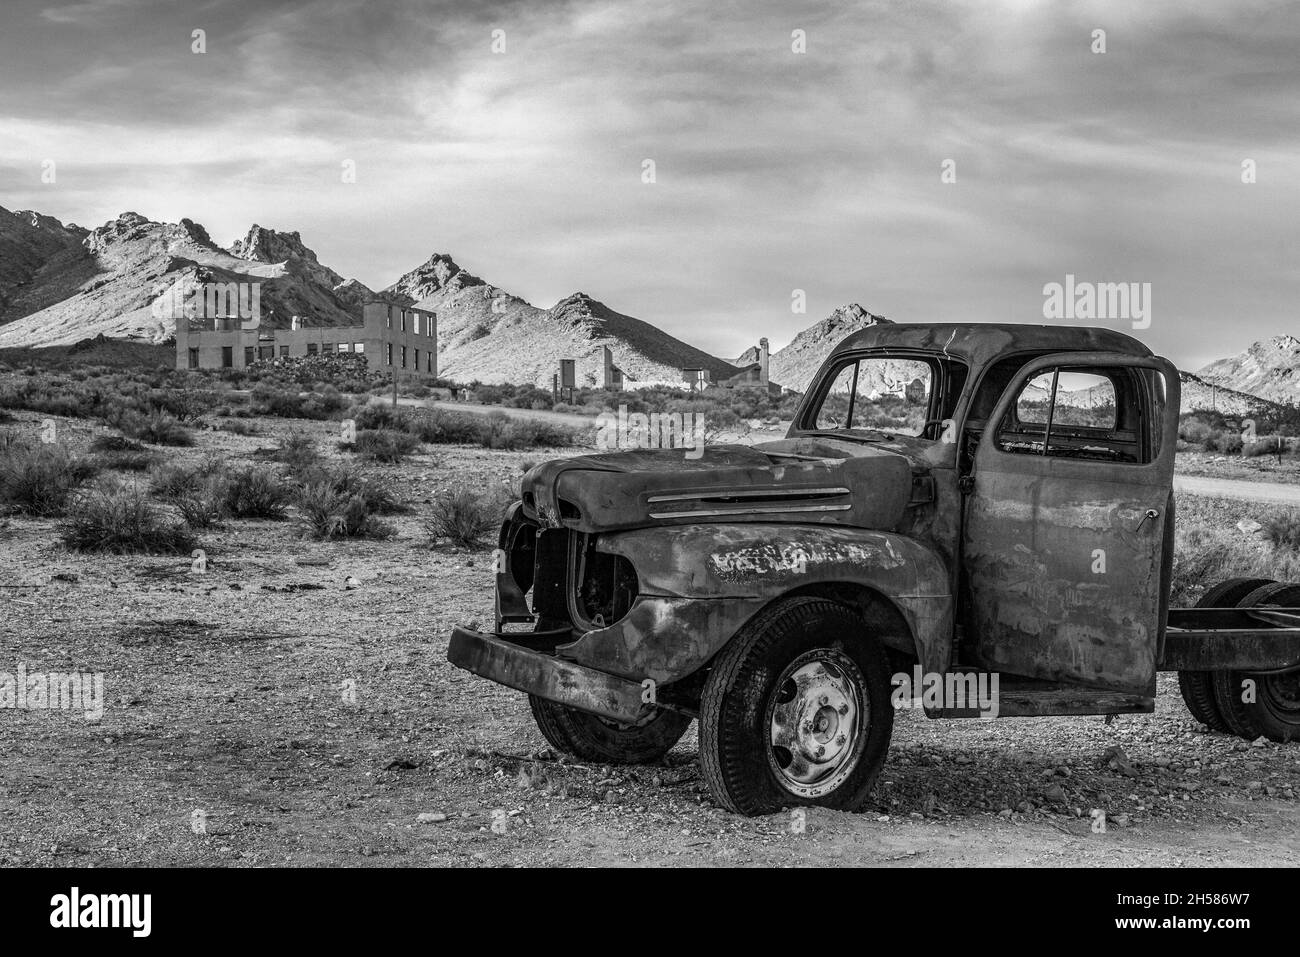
{"left": 1, "top": 406, "right": 1298, "bottom": 868}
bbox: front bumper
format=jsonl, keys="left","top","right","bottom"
{"left": 447, "top": 627, "right": 651, "bottom": 723}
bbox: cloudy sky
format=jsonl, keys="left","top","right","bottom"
{"left": 1, "top": 0, "right": 1297, "bottom": 368}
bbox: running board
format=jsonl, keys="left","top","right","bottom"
{"left": 963, "top": 687, "right": 1154, "bottom": 718}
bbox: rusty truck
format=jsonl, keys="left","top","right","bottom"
{"left": 448, "top": 323, "right": 1300, "bottom": 815}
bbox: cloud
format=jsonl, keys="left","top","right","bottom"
{"left": 2, "top": 0, "right": 1299, "bottom": 367}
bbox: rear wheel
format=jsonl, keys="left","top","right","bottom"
{"left": 528, "top": 695, "right": 691, "bottom": 764}
{"left": 1178, "top": 577, "right": 1274, "bottom": 732}
{"left": 1211, "top": 582, "right": 1300, "bottom": 743}
{"left": 699, "top": 596, "right": 894, "bottom": 816}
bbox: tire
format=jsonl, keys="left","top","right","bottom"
{"left": 1211, "top": 582, "right": 1300, "bottom": 743}
{"left": 1178, "top": 577, "right": 1274, "bottom": 732}
{"left": 699, "top": 596, "right": 894, "bottom": 816}
{"left": 527, "top": 695, "right": 691, "bottom": 765}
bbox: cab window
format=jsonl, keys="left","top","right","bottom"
{"left": 997, "top": 366, "right": 1148, "bottom": 463}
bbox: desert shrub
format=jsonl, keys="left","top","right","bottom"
{"left": 90, "top": 434, "right": 144, "bottom": 454}
{"left": 60, "top": 483, "right": 196, "bottom": 554}
{"left": 1264, "top": 512, "right": 1300, "bottom": 552}
{"left": 479, "top": 412, "right": 575, "bottom": 450}
{"left": 349, "top": 403, "right": 411, "bottom": 432}
{"left": 1244, "top": 436, "right": 1291, "bottom": 459}
{"left": 425, "top": 487, "right": 511, "bottom": 547}
{"left": 298, "top": 463, "right": 404, "bottom": 514}
{"left": 403, "top": 408, "right": 580, "bottom": 450}
{"left": 144, "top": 388, "right": 211, "bottom": 423}
{"left": 219, "top": 418, "right": 260, "bottom": 436}
{"left": 0, "top": 441, "right": 100, "bottom": 516}
{"left": 251, "top": 383, "right": 348, "bottom": 420}
{"left": 88, "top": 434, "right": 158, "bottom": 471}
{"left": 1171, "top": 520, "right": 1300, "bottom": 605}
{"left": 271, "top": 433, "right": 323, "bottom": 475}
{"left": 95, "top": 449, "right": 158, "bottom": 472}
{"left": 152, "top": 460, "right": 207, "bottom": 500}
{"left": 224, "top": 465, "right": 293, "bottom": 519}
{"left": 406, "top": 408, "right": 483, "bottom": 444}
{"left": 108, "top": 408, "right": 195, "bottom": 446}
{"left": 173, "top": 472, "right": 232, "bottom": 529}
{"left": 351, "top": 428, "right": 419, "bottom": 463}
{"left": 1204, "top": 429, "right": 1243, "bottom": 455}
{"left": 1180, "top": 418, "right": 1206, "bottom": 447}
{"left": 295, "top": 475, "right": 394, "bottom": 539}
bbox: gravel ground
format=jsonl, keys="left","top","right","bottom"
{"left": 1, "top": 412, "right": 1298, "bottom": 867}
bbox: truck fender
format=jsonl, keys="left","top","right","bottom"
{"left": 585, "top": 523, "right": 954, "bottom": 682}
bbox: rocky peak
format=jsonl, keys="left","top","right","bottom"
{"left": 820, "top": 303, "right": 889, "bottom": 334}
{"left": 388, "top": 253, "right": 485, "bottom": 302}
{"left": 229, "top": 224, "right": 342, "bottom": 285}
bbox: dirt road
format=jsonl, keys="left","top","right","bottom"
{"left": 1173, "top": 475, "right": 1300, "bottom": 506}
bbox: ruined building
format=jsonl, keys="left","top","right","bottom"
{"left": 175, "top": 301, "right": 437, "bottom": 378}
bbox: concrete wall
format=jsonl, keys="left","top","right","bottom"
{"left": 175, "top": 301, "right": 437, "bottom": 378}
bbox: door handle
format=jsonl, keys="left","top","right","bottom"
{"left": 1136, "top": 508, "right": 1159, "bottom": 531}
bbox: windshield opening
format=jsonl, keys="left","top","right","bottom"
{"left": 813, "top": 356, "right": 938, "bottom": 437}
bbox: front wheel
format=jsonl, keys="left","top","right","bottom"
{"left": 699, "top": 596, "right": 894, "bottom": 816}
{"left": 528, "top": 695, "right": 691, "bottom": 764}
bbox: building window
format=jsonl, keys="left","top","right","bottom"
{"left": 386, "top": 343, "right": 393, "bottom": 366}
{"left": 244, "top": 346, "right": 255, "bottom": 366}
{"left": 400, "top": 311, "right": 407, "bottom": 333}
{"left": 401, "top": 345, "right": 407, "bottom": 368}
{"left": 428, "top": 317, "right": 434, "bottom": 338}
{"left": 280, "top": 345, "right": 290, "bottom": 357}
{"left": 221, "top": 346, "right": 233, "bottom": 368}
{"left": 307, "top": 342, "right": 318, "bottom": 356}
{"left": 426, "top": 353, "right": 432, "bottom": 373}
{"left": 323, "top": 342, "right": 335, "bottom": 354}
{"left": 354, "top": 342, "right": 364, "bottom": 354}
{"left": 386, "top": 306, "right": 392, "bottom": 328}
{"left": 339, "top": 342, "right": 351, "bottom": 353}
{"left": 188, "top": 348, "right": 199, "bottom": 369}
{"left": 414, "top": 348, "right": 420, "bottom": 372}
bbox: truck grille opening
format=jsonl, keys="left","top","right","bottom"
{"left": 576, "top": 536, "right": 637, "bottom": 628}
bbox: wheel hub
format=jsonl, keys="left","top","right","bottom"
{"left": 767, "top": 651, "right": 867, "bottom": 797}
{"left": 1263, "top": 670, "right": 1300, "bottom": 713}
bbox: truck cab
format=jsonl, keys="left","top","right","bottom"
{"left": 449, "top": 323, "right": 1300, "bottom": 815}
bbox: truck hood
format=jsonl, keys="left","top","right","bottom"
{"left": 519, "top": 436, "right": 918, "bottom": 534}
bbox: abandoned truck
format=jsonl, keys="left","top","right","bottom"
{"left": 448, "top": 323, "right": 1300, "bottom": 815}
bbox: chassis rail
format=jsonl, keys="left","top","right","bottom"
{"left": 1160, "top": 606, "right": 1300, "bottom": 671}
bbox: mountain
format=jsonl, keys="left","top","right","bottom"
{"left": 386, "top": 253, "right": 740, "bottom": 387}
{"left": 0, "top": 206, "right": 90, "bottom": 323}
{"left": 764, "top": 304, "right": 893, "bottom": 392}
{"left": 1196, "top": 336, "right": 1300, "bottom": 407}
{"left": 0, "top": 213, "right": 373, "bottom": 348}
{"left": 4, "top": 205, "right": 1296, "bottom": 409}
{"left": 1178, "top": 370, "right": 1279, "bottom": 416}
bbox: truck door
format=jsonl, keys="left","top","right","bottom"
{"left": 963, "top": 352, "right": 1180, "bottom": 694}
